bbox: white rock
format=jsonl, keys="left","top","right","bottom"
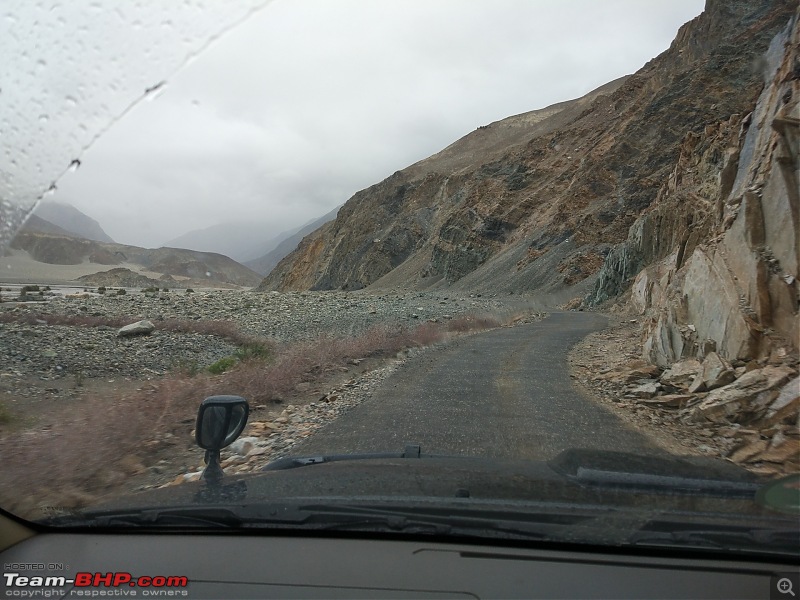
{"left": 117, "top": 320, "right": 155, "bottom": 337}
{"left": 229, "top": 436, "right": 259, "bottom": 456}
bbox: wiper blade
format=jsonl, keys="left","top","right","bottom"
{"left": 41, "top": 506, "right": 247, "bottom": 529}
{"left": 630, "top": 526, "right": 800, "bottom": 556}
{"left": 41, "top": 501, "right": 592, "bottom": 540}
{"left": 569, "top": 467, "right": 761, "bottom": 497}
{"left": 263, "top": 444, "right": 424, "bottom": 471}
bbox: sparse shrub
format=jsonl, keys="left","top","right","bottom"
{"left": 186, "top": 288, "right": 194, "bottom": 294}
{"left": 116, "top": 288, "right": 127, "bottom": 296}
{"left": 21, "top": 285, "right": 40, "bottom": 294}
{"left": 141, "top": 287, "right": 159, "bottom": 294}
{"left": 0, "top": 401, "right": 11, "bottom": 425}
{"left": 162, "top": 287, "right": 169, "bottom": 292}
{"left": 234, "top": 342, "right": 271, "bottom": 362}
{"left": 97, "top": 286, "right": 106, "bottom": 294}
{"left": 207, "top": 356, "right": 238, "bottom": 375}
{"left": 409, "top": 322, "right": 442, "bottom": 347}
{"left": 172, "top": 359, "right": 200, "bottom": 377}
{"left": 446, "top": 314, "right": 501, "bottom": 333}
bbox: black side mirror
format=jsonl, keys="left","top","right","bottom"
{"left": 196, "top": 395, "right": 249, "bottom": 483}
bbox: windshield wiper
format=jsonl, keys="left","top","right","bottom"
{"left": 41, "top": 506, "right": 247, "bottom": 529}
{"left": 629, "top": 525, "right": 800, "bottom": 556}
{"left": 41, "top": 501, "right": 595, "bottom": 540}
{"left": 41, "top": 501, "right": 799, "bottom": 557}
{"left": 263, "top": 444, "right": 424, "bottom": 471}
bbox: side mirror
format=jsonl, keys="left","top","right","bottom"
{"left": 196, "top": 395, "right": 249, "bottom": 483}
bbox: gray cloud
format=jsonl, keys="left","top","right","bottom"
{"left": 51, "top": 0, "right": 705, "bottom": 247}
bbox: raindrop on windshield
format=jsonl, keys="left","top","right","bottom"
{"left": 144, "top": 81, "right": 167, "bottom": 102}
{"left": 42, "top": 183, "right": 57, "bottom": 198}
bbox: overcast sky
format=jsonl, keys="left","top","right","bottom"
{"left": 47, "top": 0, "right": 705, "bottom": 249}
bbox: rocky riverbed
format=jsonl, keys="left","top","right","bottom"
{"left": 0, "top": 288, "right": 520, "bottom": 394}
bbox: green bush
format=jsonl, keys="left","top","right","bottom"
{"left": 207, "top": 356, "right": 238, "bottom": 375}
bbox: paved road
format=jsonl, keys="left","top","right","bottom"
{"left": 293, "top": 312, "right": 665, "bottom": 460}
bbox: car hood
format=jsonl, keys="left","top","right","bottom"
{"left": 89, "top": 448, "right": 773, "bottom": 516}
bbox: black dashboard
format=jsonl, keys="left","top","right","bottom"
{"left": 2, "top": 528, "right": 798, "bottom": 599}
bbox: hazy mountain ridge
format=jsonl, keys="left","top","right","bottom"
{"left": 163, "top": 220, "right": 289, "bottom": 263}
{"left": 245, "top": 206, "right": 340, "bottom": 276}
{"left": 30, "top": 201, "right": 114, "bottom": 243}
{"left": 259, "top": 0, "right": 795, "bottom": 298}
{"left": 9, "top": 231, "right": 263, "bottom": 288}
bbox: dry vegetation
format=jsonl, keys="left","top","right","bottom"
{"left": 0, "top": 311, "right": 266, "bottom": 348}
{"left": 0, "top": 313, "right": 502, "bottom": 518}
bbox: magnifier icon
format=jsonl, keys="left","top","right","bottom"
{"left": 778, "top": 578, "right": 796, "bottom": 597}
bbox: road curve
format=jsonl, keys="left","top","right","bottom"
{"left": 293, "top": 311, "right": 666, "bottom": 460}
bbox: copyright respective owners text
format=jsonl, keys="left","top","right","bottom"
{"left": 2, "top": 565, "right": 191, "bottom": 597}
{"left": 772, "top": 572, "right": 800, "bottom": 600}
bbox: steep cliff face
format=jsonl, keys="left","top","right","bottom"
{"left": 260, "top": 0, "right": 795, "bottom": 295}
{"left": 609, "top": 11, "right": 798, "bottom": 366}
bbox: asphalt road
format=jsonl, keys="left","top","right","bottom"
{"left": 293, "top": 311, "right": 665, "bottom": 460}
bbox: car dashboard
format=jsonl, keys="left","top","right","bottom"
{"left": 2, "top": 520, "right": 797, "bottom": 599}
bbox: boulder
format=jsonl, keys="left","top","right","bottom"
{"left": 594, "top": 360, "right": 661, "bottom": 383}
{"left": 630, "top": 382, "right": 660, "bottom": 398}
{"left": 660, "top": 359, "right": 702, "bottom": 389}
{"left": 690, "top": 352, "right": 736, "bottom": 393}
{"left": 694, "top": 366, "right": 795, "bottom": 423}
{"left": 117, "top": 320, "right": 155, "bottom": 337}
{"left": 763, "top": 376, "right": 800, "bottom": 426}
{"left": 637, "top": 394, "right": 691, "bottom": 408}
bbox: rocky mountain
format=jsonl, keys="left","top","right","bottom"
{"left": 30, "top": 201, "right": 114, "bottom": 243}
{"left": 245, "top": 206, "right": 340, "bottom": 276}
{"left": 9, "top": 231, "right": 263, "bottom": 288}
{"left": 18, "top": 214, "right": 77, "bottom": 238}
{"left": 592, "top": 9, "right": 798, "bottom": 366}
{"left": 260, "top": 0, "right": 795, "bottom": 309}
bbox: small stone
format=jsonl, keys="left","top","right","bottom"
{"left": 229, "top": 437, "right": 258, "bottom": 456}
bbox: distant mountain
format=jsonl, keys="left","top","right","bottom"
{"left": 20, "top": 214, "right": 77, "bottom": 237}
{"left": 245, "top": 207, "right": 340, "bottom": 276}
{"left": 32, "top": 201, "right": 114, "bottom": 243}
{"left": 10, "top": 231, "right": 263, "bottom": 288}
{"left": 164, "top": 221, "right": 287, "bottom": 263}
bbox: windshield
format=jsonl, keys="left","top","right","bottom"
{"left": 1, "top": 0, "right": 798, "bottom": 560}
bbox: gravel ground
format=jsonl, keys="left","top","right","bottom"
{"left": 0, "top": 289, "right": 527, "bottom": 395}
